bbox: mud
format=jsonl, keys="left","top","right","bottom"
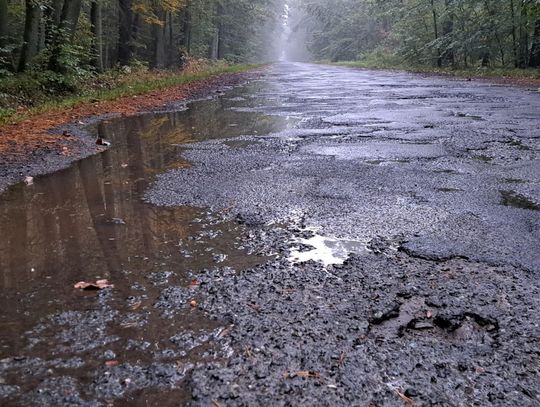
{"left": 1, "top": 62, "right": 540, "bottom": 406}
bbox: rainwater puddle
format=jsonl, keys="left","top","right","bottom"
{"left": 500, "top": 190, "right": 540, "bottom": 211}
{"left": 0, "top": 87, "right": 294, "bottom": 402}
{"left": 288, "top": 233, "right": 367, "bottom": 266}
{"left": 303, "top": 141, "right": 445, "bottom": 161}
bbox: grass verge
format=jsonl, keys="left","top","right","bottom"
{"left": 322, "top": 60, "right": 540, "bottom": 82}
{"left": 0, "top": 62, "right": 261, "bottom": 126}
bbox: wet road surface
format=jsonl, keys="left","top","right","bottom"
{"left": 1, "top": 63, "right": 540, "bottom": 406}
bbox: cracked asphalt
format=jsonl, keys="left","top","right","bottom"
{"left": 1, "top": 62, "right": 540, "bottom": 406}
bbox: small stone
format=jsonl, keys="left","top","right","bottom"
{"left": 413, "top": 321, "right": 434, "bottom": 330}
{"left": 405, "top": 388, "right": 418, "bottom": 397}
{"left": 103, "top": 350, "right": 116, "bottom": 360}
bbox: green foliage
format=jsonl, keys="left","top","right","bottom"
{"left": 0, "top": 62, "right": 261, "bottom": 125}
{"left": 295, "top": 0, "right": 540, "bottom": 69}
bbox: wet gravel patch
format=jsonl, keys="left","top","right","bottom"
{"left": 187, "top": 251, "right": 540, "bottom": 406}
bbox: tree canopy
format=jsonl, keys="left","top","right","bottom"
{"left": 291, "top": 0, "right": 540, "bottom": 68}
{"left": 0, "top": 0, "right": 285, "bottom": 78}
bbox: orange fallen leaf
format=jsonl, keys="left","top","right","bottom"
{"left": 105, "top": 360, "right": 119, "bottom": 367}
{"left": 74, "top": 279, "right": 114, "bottom": 290}
{"left": 188, "top": 279, "right": 200, "bottom": 289}
{"left": 131, "top": 301, "right": 142, "bottom": 310}
{"left": 211, "top": 400, "right": 223, "bottom": 407}
{"left": 396, "top": 391, "right": 417, "bottom": 406}
{"left": 296, "top": 370, "right": 320, "bottom": 379}
{"left": 190, "top": 300, "right": 198, "bottom": 307}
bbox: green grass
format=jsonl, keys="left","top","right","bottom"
{"left": 323, "top": 60, "right": 540, "bottom": 81}
{"left": 0, "top": 63, "right": 261, "bottom": 126}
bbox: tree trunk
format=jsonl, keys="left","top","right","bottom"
{"left": 209, "top": 31, "right": 219, "bottom": 60}
{"left": 18, "top": 0, "right": 41, "bottom": 72}
{"left": 217, "top": 2, "right": 225, "bottom": 59}
{"left": 0, "top": 0, "right": 8, "bottom": 48}
{"left": 441, "top": 0, "right": 454, "bottom": 67}
{"left": 430, "top": 0, "right": 441, "bottom": 67}
{"left": 510, "top": 0, "right": 519, "bottom": 67}
{"left": 181, "top": 0, "right": 192, "bottom": 54}
{"left": 517, "top": 1, "right": 529, "bottom": 68}
{"left": 529, "top": 17, "right": 540, "bottom": 67}
{"left": 48, "top": 0, "right": 83, "bottom": 72}
{"left": 118, "top": 0, "right": 133, "bottom": 66}
{"left": 44, "top": 0, "right": 63, "bottom": 47}
{"left": 167, "top": 12, "right": 175, "bottom": 66}
{"left": 151, "top": 2, "right": 165, "bottom": 68}
{"left": 59, "top": 0, "right": 83, "bottom": 40}
{"left": 90, "top": 0, "right": 103, "bottom": 72}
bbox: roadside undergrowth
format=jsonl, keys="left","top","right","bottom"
{"left": 321, "top": 60, "right": 540, "bottom": 85}
{"left": 0, "top": 60, "right": 261, "bottom": 126}
{"left": 0, "top": 61, "right": 261, "bottom": 157}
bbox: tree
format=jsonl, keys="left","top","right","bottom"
{"left": 118, "top": 0, "right": 133, "bottom": 66}
{"left": 90, "top": 0, "right": 104, "bottom": 71}
{"left": 0, "top": 0, "right": 8, "bottom": 48}
{"left": 18, "top": 0, "right": 41, "bottom": 71}
{"left": 48, "top": 0, "right": 84, "bottom": 72}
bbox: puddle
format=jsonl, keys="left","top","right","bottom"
{"left": 303, "top": 141, "right": 445, "bottom": 160}
{"left": 500, "top": 190, "right": 540, "bottom": 211}
{"left": 501, "top": 178, "right": 528, "bottom": 184}
{"left": 288, "top": 233, "right": 367, "bottom": 266}
{"left": 366, "top": 159, "right": 411, "bottom": 166}
{"left": 504, "top": 139, "right": 531, "bottom": 150}
{"left": 473, "top": 155, "right": 494, "bottom": 162}
{"left": 223, "top": 139, "right": 261, "bottom": 149}
{"left": 451, "top": 111, "right": 485, "bottom": 121}
{"left": 0, "top": 87, "right": 293, "bottom": 401}
{"left": 436, "top": 187, "right": 462, "bottom": 193}
{"left": 433, "top": 169, "right": 460, "bottom": 174}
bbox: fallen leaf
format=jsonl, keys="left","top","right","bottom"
{"left": 426, "top": 310, "right": 433, "bottom": 319}
{"left": 188, "top": 279, "right": 200, "bottom": 289}
{"left": 396, "top": 391, "right": 417, "bottom": 407}
{"left": 105, "top": 360, "right": 119, "bottom": 367}
{"left": 211, "top": 400, "right": 223, "bottom": 407}
{"left": 130, "top": 302, "right": 142, "bottom": 310}
{"left": 24, "top": 176, "right": 34, "bottom": 186}
{"left": 74, "top": 279, "right": 114, "bottom": 290}
{"left": 190, "top": 300, "right": 198, "bottom": 307}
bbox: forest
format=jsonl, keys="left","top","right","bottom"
{"left": 293, "top": 0, "right": 540, "bottom": 69}
{"left": 0, "top": 0, "right": 285, "bottom": 72}
{"left": 0, "top": 0, "right": 538, "bottom": 116}
{"left": 0, "top": 0, "right": 285, "bottom": 112}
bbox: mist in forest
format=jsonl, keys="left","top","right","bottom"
{"left": 281, "top": 3, "right": 312, "bottom": 62}
{"left": 281, "top": 0, "right": 540, "bottom": 68}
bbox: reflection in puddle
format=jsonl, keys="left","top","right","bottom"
{"left": 289, "top": 234, "right": 367, "bottom": 266}
{"left": 223, "top": 139, "right": 261, "bottom": 149}
{"left": 0, "top": 88, "right": 294, "bottom": 401}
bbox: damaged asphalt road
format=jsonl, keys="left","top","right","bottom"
{"left": 1, "top": 62, "right": 540, "bottom": 406}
